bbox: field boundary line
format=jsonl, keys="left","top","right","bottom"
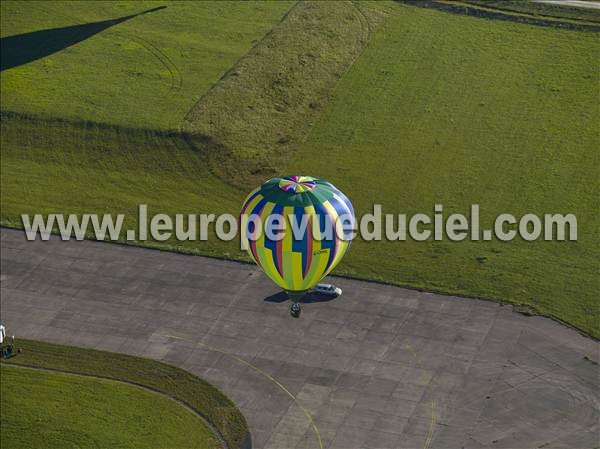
{"left": 181, "top": 1, "right": 301, "bottom": 127}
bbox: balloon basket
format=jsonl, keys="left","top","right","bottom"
{"left": 286, "top": 290, "right": 307, "bottom": 318}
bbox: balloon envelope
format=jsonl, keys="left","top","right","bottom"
{"left": 241, "top": 176, "right": 354, "bottom": 292}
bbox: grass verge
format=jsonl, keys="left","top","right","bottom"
{"left": 1, "top": 364, "right": 220, "bottom": 449}
{"left": 1, "top": 339, "right": 249, "bottom": 449}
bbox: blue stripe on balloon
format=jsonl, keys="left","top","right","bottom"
{"left": 247, "top": 198, "right": 267, "bottom": 239}
{"left": 291, "top": 206, "right": 308, "bottom": 273}
{"left": 291, "top": 206, "right": 307, "bottom": 252}
{"left": 315, "top": 201, "right": 338, "bottom": 272}
{"left": 325, "top": 246, "right": 336, "bottom": 272}
{"left": 314, "top": 203, "right": 335, "bottom": 250}
{"left": 265, "top": 204, "right": 284, "bottom": 272}
{"left": 337, "top": 191, "right": 355, "bottom": 218}
{"left": 241, "top": 190, "right": 261, "bottom": 214}
{"left": 249, "top": 198, "right": 266, "bottom": 218}
{"left": 328, "top": 196, "right": 353, "bottom": 241}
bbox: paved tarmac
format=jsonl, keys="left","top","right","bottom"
{"left": 1, "top": 227, "right": 598, "bottom": 449}
{"left": 535, "top": 0, "right": 600, "bottom": 10}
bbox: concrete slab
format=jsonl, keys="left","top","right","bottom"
{"left": 1, "top": 227, "right": 598, "bottom": 449}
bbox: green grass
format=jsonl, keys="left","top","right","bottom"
{"left": 0, "top": 0, "right": 293, "bottom": 129}
{"left": 1, "top": 364, "right": 219, "bottom": 449}
{"left": 1, "top": 1, "right": 598, "bottom": 338}
{"left": 286, "top": 4, "right": 600, "bottom": 335}
{"left": 1, "top": 339, "right": 249, "bottom": 449}
{"left": 0, "top": 113, "right": 242, "bottom": 258}
{"left": 184, "top": 1, "right": 390, "bottom": 185}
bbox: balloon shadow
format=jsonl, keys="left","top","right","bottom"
{"left": 264, "top": 291, "right": 338, "bottom": 304}
{"left": 1, "top": 6, "right": 166, "bottom": 71}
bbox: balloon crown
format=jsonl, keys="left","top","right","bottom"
{"left": 278, "top": 175, "right": 316, "bottom": 193}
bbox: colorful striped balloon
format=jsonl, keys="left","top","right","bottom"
{"left": 241, "top": 176, "right": 354, "bottom": 292}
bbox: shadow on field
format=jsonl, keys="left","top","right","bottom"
{"left": 1, "top": 6, "right": 166, "bottom": 71}
{"left": 264, "top": 291, "right": 337, "bottom": 304}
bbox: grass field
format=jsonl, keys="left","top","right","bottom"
{"left": 184, "top": 1, "right": 391, "bottom": 184}
{"left": 1, "top": 339, "right": 249, "bottom": 449}
{"left": 0, "top": 1, "right": 292, "bottom": 129}
{"left": 1, "top": 1, "right": 598, "bottom": 337}
{"left": 0, "top": 113, "right": 242, "bottom": 258}
{"left": 286, "top": 5, "right": 600, "bottom": 335}
{"left": 1, "top": 365, "right": 219, "bottom": 449}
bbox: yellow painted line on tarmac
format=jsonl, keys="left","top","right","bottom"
{"left": 163, "top": 334, "right": 323, "bottom": 449}
{"left": 424, "top": 399, "right": 437, "bottom": 449}
{"left": 404, "top": 342, "right": 423, "bottom": 367}
{"left": 404, "top": 343, "right": 438, "bottom": 449}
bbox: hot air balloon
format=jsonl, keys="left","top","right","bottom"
{"left": 240, "top": 175, "right": 354, "bottom": 316}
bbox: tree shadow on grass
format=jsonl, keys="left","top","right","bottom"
{"left": 1, "top": 6, "right": 166, "bottom": 72}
